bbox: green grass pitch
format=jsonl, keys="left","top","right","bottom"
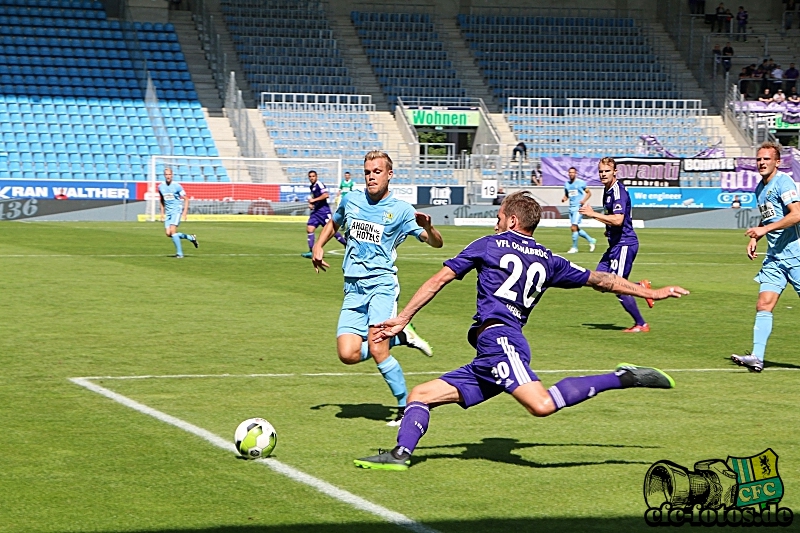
{"left": 1, "top": 221, "right": 798, "bottom": 533}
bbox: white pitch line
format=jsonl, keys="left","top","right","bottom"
{"left": 68, "top": 377, "right": 440, "bottom": 533}
{"left": 72, "top": 367, "right": 799, "bottom": 382}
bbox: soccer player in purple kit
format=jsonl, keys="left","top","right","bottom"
{"left": 353, "top": 192, "right": 689, "bottom": 470}
{"left": 301, "top": 170, "right": 346, "bottom": 259}
{"left": 580, "top": 157, "right": 655, "bottom": 333}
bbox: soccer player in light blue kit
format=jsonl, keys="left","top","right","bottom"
{"left": 353, "top": 192, "right": 688, "bottom": 470}
{"left": 732, "top": 142, "right": 800, "bottom": 372}
{"left": 158, "top": 167, "right": 198, "bottom": 258}
{"left": 312, "top": 151, "right": 444, "bottom": 425}
{"left": 562, "top": 166, "right": 597, "bottom": 253}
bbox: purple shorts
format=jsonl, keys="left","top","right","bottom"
{"left": 307, "top": 207, "right": 333, "bottom": 228}
{"left": 596, "top": 242, "right": 639, "bottom": 279}
{"left": 440, "top": 324, "right": 539, "bottom": 409}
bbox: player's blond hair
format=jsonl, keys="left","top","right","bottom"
{"left": 598, "top": 157, "right": 617, "bottom": 169}
{"left": 364, "top": 150, "right": 393, "bottom": 170}
{"left": 757, "top": 141, "right": 782, "bottom": 160}
{"left": 501, "top": 191, "right": 542, "bottom": 232}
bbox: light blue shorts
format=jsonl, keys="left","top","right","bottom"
{"left": 755, "top": 257, "right": 800, "bottom": 296}
{"left": 164, "top": 211, "right": 181, "bottom": 228}
{"left": 569, "top": 208, "right": 583, "bottom": 226}
{"left": 337, "top": 274, "right": 399, "bottom": 339}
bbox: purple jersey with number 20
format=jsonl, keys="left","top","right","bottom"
{"left": 444, "top": 230, "right": 591, "bottom": 344}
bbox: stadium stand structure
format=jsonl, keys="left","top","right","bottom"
{"left": 504, "top": 97, "right": 719, "bottom": 161}
{"left": 459, "top": 14, "right": 680, "bottom": 106}
{"left": 0, "top": 0, "right": 225, "bottom": 182}
{"left": 222, "top": 0, "right": 356, "bottom": 101}
{"left": 260, "top": 92, "right": 457, "bottom": 186}
{"left": 352, "top": 11, "right": 466, "bottom": 108}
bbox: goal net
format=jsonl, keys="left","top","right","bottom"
{"left": 145, "top": 156, "right": 342, "bottom": 221}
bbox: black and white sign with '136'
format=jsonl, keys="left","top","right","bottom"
{"left": 0, "top": 199, "right": 39, "bottom": 220}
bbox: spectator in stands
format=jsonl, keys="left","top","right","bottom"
{"left": 772, "top": 64, "right": 785, "bottom": 92}
{"left": 511, "top": 142, "right": 527, "bottom": 162}
{"left": 169, "top": 0, "right": 182, "bottom": 10}
{"left": 689, "top": 0, "right": 701, "bottom": 14}
{"left": 785, "top": 0, "right": 797, "bottom": 30}
{"left": 724, "top": 8, "right": 734, "bottom": 32}
{"left": 784, "top": 63, "right": 798, "bottom": 91}
{"left": 736, "top": 6, "right": 748, "bottom": 41}
{"left": 722, "top": 42, "right": 734, "bottom": 74}
{"left": 774, "top": 88, "right": 787, "bottom": 103}
{"left": 759, "top": 87, "right": 774, "bottom": 103}
{"left": 714, "top": 3, "right": 727, "bottom": 32}
{"left": 789, "top": 86, "right": 800, "bottom": 103}
{"left": 731, "top": 195, "right": 742, "bottom": 208}
{"left": 756, "top": 59, "right": 771, "bottom": 91}
{"left": 493, "top": 187, "right": 506, "bottom": 205}
{"left": 531, "top": 164, "right": 542, "bottom": 186}
{"left": 712, "top": 44, "right": 722, "bottom": 74}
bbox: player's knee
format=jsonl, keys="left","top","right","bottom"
{"left": 337, "top": 349, "right": 361, "bottom": 365}
{"left": 525, "top": 400, "right": 555, "bottom": 417}
{"left": 407, "top": 386, "right": 432, "bottom": 404}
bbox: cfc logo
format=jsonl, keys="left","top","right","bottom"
{"left": 718, "top": 193, "right": 754, "bottom": 204}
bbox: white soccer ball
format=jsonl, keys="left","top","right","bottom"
{"left": 234, "top": 418, "right": 277, "bottom": 460}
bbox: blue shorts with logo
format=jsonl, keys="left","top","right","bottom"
{"left": 756, "top": 256, "right": 800, "bottom": 296}
{"left": 308, "top": 207, "right": 333, "bottom": 228}
{"left": 164, "top": 211, "right": 181, "bottom": 228}
{"left": 440, "top": 324, "right": 539, "bottom": 409}
{"left": 337, "top": 274, "right": 399, "bottom": 339}
{"left": 569, "top": 207, "right": 583, "bottom": 226}
{"left": 596, "top": 242, "right": 639, "bottom": 279}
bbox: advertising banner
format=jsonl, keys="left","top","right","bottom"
{"left": 628, "top": 187, "right": 757, "bottom": 209}
{"left": 614, "top": 158, "right": 681, "bottom": 187}
{"left": 404, "top": 108, "right": 481, "bottom": 127}
{"left": 417, "top": 186, "right": 465, "bottom": 205}
{"left": 682, "top": 158, "right": 736, "bottom": 172}
{"left": 541, "top": 156, "right": 682, "bottom": 187}
{"left": 0, "top": 180, "right": 137, "bottom": 200}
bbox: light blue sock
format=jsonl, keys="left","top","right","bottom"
{"left": 578, "top": 229, "right": 593, "bottom": 242}
{"left": 571, "top": 231, "right": 578, "bottom": 248}
{"left": 376, "top": 355, "right": 408, "bottom": 407}
{"left": 752, "top": 311, "right": 773, "bottom": 361}
{"left": 176, "top": 232, "right": 189, "bottom": 240}
{"left": 171, "top": 234, "right": 183, "bottom": 256}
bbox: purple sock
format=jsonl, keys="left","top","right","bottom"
{"left": 547, "top": 373, "right": 622, "bottom": 410}
{"left": 307, "top": 232, "right": 315, "bottom": 250}
{"left": 396, "top": 401, "right": 429, "bottom": 455}
{"left": 334, "top": 232, "right": 347, "bottom": 245}
{"left": 618, "top": 295, "right": 646, "bottom": 326}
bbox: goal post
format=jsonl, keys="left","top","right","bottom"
{"left": 145, "top": 156, "right": 342, "bottom": 221}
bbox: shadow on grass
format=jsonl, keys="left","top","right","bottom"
{"left": 310, "top": 403, "right": 398, "bottom": 422}
{"left": 723, "top": 357, "right": 800, "bottom": 371}
{"left": 413, "top": 437, "right": 655, "bottom": 469}
{"left": 582, "top": 323, "right": 627, "bottom": 331}
{"left": 97, "top": 516, "right": 653, "bottom": 533}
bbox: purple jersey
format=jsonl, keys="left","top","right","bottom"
{"left": 603, "top": 180, "right": 638, "bottom": 247}
{"left": 309, "top": 180, "right": 330, "bottom": 211}
{"left": 443, "top": 230, "right": 590, "bottom": 339}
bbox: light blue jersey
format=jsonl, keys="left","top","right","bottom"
{"left": 755, "top": 171, "right": 800, "bottom": 266}
{"left": 564, "top": 178, "right": 588, "bottom": 209}
{"left": 158, "top": 182, "right": 186, "bottom": 216}
{"left": 333, "top": 190, "right": 424, "bottom": 278}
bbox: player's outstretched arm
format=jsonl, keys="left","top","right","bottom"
{"left": 372, "top": 266, "right": 457, "bottom": 342}
{"left": 586, "top": 271, "right": 689, "bottom": 300}
{"left": 415, "top": 212, "right": 443, "bottom": 248}
{"left": 311, "top": 219, "right": 339, "bottom": 273}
